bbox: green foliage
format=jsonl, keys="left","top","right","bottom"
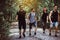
{"left": 38, "top": 0, "right": 54, "bottom": 13}
{"left": 36, "top": 0, "right": 54, "bottom": 20}
{"left": 0, "top": 0, "right": 54, "bottom": 22}
{"left": 5, "top": 0, "right": 20, "bottom": 21}
{"left": 0, "top": 0, "right": 20, "bottom": 36}
{"left": 0, "top": 0, "right": 60, "bottom": 37}
{"left": 4, "top": 0, "right": 54, "bottom": 21}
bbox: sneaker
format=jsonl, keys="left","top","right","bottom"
{"left": 43, "top": 31, "right": 45, "bottom": 34}
{"left": 29, "top": 33, "right": 31, "bottom": 36}
{"left": 55, "top": 34, "right": 58, "bottom": 37}
{"left": 19, "top": 36, "right": 21, "bottom": 38}
{"left": 34, "top": 32, "right": 36, "bottom": 35}
{"left": 49, "top": 33, "right": 51, "bottom": 36}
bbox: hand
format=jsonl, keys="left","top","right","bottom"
{"left": 50, "top": 21, "right": 52, "bottom": 23}
{"left": 47, "top": 21, "right": 48, "bottom": 23}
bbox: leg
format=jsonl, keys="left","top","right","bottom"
{"left": 22, "top": 22, "right": 26, "bottom": 37}
{"left": 55, "top": 22, "right": 58, "bottom": 37}
{"left": 55, "top": 27, "right": 58, "bottom": 37}
{"left": 18, "top": 22, "right": 21, "bottom": 38}
{"left": 23, "top": 29, "right": 26, "bottom": 37}
{"left": 42, "top": 22, "right": 45, "bottom": 33}
{"left": 34, "top": 27, "right": 37, "bottom": 35}
{"left": 19, "top": 29, "right": 21, "bottom": 38}
{"left": 29, "top": 23, "right": 32, "bottom": 36}
{"left": 49, "top": 22, "right": 53, "bottom": 36}
{"left": 34, "top": 22, "right": 37, "bottom": 35}
{"left": 49, "top": 27, "right": 52, "bottom": 36}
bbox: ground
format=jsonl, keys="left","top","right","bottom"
{"left": 9, "top": 22, "right": 60, "bottom": 40}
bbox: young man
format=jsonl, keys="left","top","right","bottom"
{"left": 16, "top": 7, "right": 26, "bottom": 38}
{"left": 41, "top": 7, "right": 48, "bottom": 33}
{"left": 49, "top": 5, "right": 59, "bottom": 37}
{"left": 29, "top": 8, "right": 37, "bottom": 36}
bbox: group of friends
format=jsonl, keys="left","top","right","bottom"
{"left": 16, "top": 5, "right": 59, "bottom": 38}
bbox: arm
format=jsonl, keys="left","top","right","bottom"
{"left": 16, "top": 12, "right": 18, "bottom": 20}
{"left": 16, "top": 15, "right": 18, "bottom": 20}
{"left": 49, "top": 11, "right": 52, "bottom": 23}
{"left": 41, "top": 14, "right": 44, "bottom": 20}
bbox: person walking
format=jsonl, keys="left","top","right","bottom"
{"left": 29, "top": 8, "right": 37, "bottom": 36}
{"left": 41, "top": 7, "right": 48, "bottom": 33}
{"left": 49, "top": 5, "right": 59, "bottom": 37}
{"left": 16, "top": 7, "right": 26, "bottom": 38}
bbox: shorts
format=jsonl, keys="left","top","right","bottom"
{"left": 50, "top": 22, "right": 58, "bottom": 28}
{"left": 18, "top": 21, "right": 26, "bottom": 30}
{"left": 29, "top": 21, "right": 37, "bottom": 29}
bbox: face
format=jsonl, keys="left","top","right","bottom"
{"left": 54, "top": 6, "right": 58, "bottom": 11}
{"left": 43, "top": 8, "right": 47, "bottom": 13}
{"left": 20, "top": 7, "right": 24, "bottom": 11}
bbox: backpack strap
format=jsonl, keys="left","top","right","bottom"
{"left": 29, "top": 13, "right": 31, "bottom": 19}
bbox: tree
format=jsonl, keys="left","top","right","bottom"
{"left": 54, "top": 0, "right": 60, "bottom": 11}
{"left": 0, "top": 0, "right": 20, "bottom": 40}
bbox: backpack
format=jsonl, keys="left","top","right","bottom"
{"left": 29, "top": 13, "right": 31, "bottom": 19}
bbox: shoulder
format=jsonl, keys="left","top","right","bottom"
{"left": 49, "top": 10, "right": 53, "bottom": 15}
{"left": 49, "top": 10, "right": 53, "bottom": 16}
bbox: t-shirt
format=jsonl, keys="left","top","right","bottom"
{"left": 17, "top": 10, "right": 26, "bottom": 21}
{"left": 29, "top": 12, "right": 36, "bottom": 23}
{"left": 41, "top": 13, "right": 48, "bottom": 22}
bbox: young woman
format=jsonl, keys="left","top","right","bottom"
{"left": 41, "top": 7, "right": 48, "bottom": 33}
